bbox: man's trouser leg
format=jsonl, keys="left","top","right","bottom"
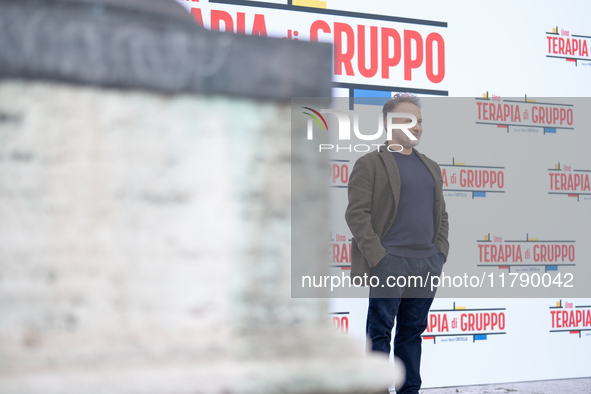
{"left": 366, "top": 252, "right": 444, "bottom": 394}
{"left": 393, "top": 297, "right": 435, "bottom": 393}
{"left": 366, "top": 254, "right": 404, "bottom": 354}
{"left": 394, "top": 253, "right": 443, "bottom": 394}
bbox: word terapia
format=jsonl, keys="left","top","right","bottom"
{"left": 550, "top": 308, "right": 591, "bottom": 328}
{"left": 549, "top": 172, "right": 590, "bottom": 191}
{"left": 547, "top": 36, "right": 589, "bottom": 57}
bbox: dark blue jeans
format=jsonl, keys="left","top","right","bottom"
{"left": 366, "top": 252, "right": 444, "bottom": 394}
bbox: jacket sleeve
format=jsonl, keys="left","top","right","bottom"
{"left": 345, "top": 156, "right": 387, "bottom": 268}
{"left": 436, "top": 163, "right": 450, "bottom": 262}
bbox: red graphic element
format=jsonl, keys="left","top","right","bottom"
{"left": 549, "top": 173, "right": 590, "bottom": 191}
{"left": 310, "top": 20, "right": 330, "bottom": 41}
{"left": 358, "top": 25, "right": 379, "bottom": 78}
{"left": 477, "top": 102, "right": 522, "bottom": 122}
{"left": 190, "top": 8, "right": 203, "bottom": 26}
{"left": 330, "top": 242, "right": 351, "bottom": 263}
{"left": 332, "top": 316, "right": 349, "bottom": 334}
{"left": 251, "top": 14, "right": 268, "bottom": 36}
{"left": 423, "top": 336, "right": 435, "bottom": 340}
{"left": 313, "top": 21, "right": 445, "bottom": 83}
{"left": 460, "top": 312, "right": 505, "bottom": 331}
{"left": 441, "top": 168, "right": 448, "bottom": 186}
{"left": 550, "top": 309, "right": 591, "bottom": 328}
{"left": 533, "top": 244, "right": 574, "bottom": 262}
{"left": 547, "top": 36, "right": 589, "bottom": 57}
{"left": 404, "top": 30, "right": 423, "bottom": 81}
{"left": 498, "top": 266, "right": 509, "bottom": 269}
{"left": 459, "top": 169, "right": 504, "bottom": 189}
{"left": 198, "top": 9, "right": 268, "bottom": 36}
{"left": 237, "top": 12, "right": 245, "bottom": 34}
{"left": 282, "top": 30, "right": 299, "bottom": 40}
{"left": 479, "top": 244, "right": 523, "bottom": 263}
{"left": 382, "top": 28, "right": 401, "bottom": 79}
{"left": 426, "top": 312, "right": 505, "bottom": 333}
{"left": 426, "top": 33, "right": 445, "bottom": 83}
{"left": 479, "top": 102, "right": 573, "bottom": 126}
{"left": 329, "top": 163, "right": 349, "bottom": 184}
{"left": 334, "top": 23, "right": 355, "bottom": 76}
{"left": 211, "top": 10, "right": 233, "bottom": 32}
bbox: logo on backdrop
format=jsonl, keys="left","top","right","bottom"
{"left": 549, "top": 301, "right": 591, "bottom": 338}
{"left": 188, "top": 0, "right": 448, "bottom": 96}
{"left": 329, "top": 311, "right": 350, "bottom": 334}
{"left": 440, "top": 158, "right": 505, "bottom": 198}
{"left": 545, "top": 26, "right": 591, "bottom": 67}
{"left": 329, "top": 231, "right": 352, "bottom": 269}
{"left": 474, "top": 93, "right": 574, "bottom": 134}
{"left": 476, "top": 233, "right": 576, "bottom": 273}
{"left": 547, "top": 162, "right": 591, "bottom": 202}
{"left": 423, "top": 301, "right": 507, "bottom": 343}
{"left": 327, "top": 158, "right": 352, "bottom": 271}
{"left": 329, "top": 159, "right": 350, "bottom": 188}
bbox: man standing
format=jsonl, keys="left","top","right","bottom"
{"left": 345, "top": 93, "right": 449, "bottom": 394}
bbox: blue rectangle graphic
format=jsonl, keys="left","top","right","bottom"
{"left": 473, "top": 191, "right": 487, "bottom": 198}
{"left": 545, "top": 128, "right": 557, "bottom": 134}
{"left": 354, "top": 89, "right": 391, "bottom": 97}
{"left": 353, "top": 89, "right": 392, "bottom": 106}
{"left": 546, "top": 266, "right": 558, "bottom": 271}
{"left": 474, "top": 334, "right": 488, "bottom": 341}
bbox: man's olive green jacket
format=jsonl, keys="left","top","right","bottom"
{"left": 345, "top": 144, "right": 450, "bottom": 284}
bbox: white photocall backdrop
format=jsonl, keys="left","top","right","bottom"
{"left": 324, "top": 97, "right": 590, "bottom": 388}
{"left": 176, "top": 0, "right": 591, "bottom": 388}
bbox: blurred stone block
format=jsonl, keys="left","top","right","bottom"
{"left": 0, "top": 0, "right": 397, "bottom": 392}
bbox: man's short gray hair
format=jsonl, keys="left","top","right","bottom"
{"left": 382, "top": 93, "right": 421, "bottom": 121}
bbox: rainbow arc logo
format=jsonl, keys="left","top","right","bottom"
{"left": 302, "top": 107, "right": 328, "bottom": 131}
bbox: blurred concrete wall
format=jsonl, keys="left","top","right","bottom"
{"left": 0, "top": 1, "right": 396, "bottom": 393}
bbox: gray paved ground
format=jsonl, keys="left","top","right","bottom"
{"left": 415, "top": 377, "right": 591, "bottom": 393}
